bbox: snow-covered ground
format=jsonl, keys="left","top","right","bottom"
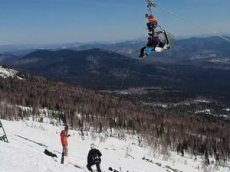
{"left": 0, "top": 119, "right": 229, "bottom": 172}
{"left": 0, "top": 65, "right": 22, "bottom": 79}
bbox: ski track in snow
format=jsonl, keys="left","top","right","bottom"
{"left": 0, "top": 119, "right": 230, "bottom": 172}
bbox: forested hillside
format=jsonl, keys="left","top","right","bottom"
{"left": 0, "top": 66, "right": 229, "bottom": 163}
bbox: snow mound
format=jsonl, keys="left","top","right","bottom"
{"left": 0, "top": 65, "right": 22, "bottom": 79}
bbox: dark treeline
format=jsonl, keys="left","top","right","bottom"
{"left": 0, "top": 73, "right": 229, "bottom": 163}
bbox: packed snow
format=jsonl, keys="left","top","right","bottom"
{"left": 0, "top": 119, "right": 229, "bottom": 172}
{"left": 0, "top": 65, "right": 22, "bottom": 79}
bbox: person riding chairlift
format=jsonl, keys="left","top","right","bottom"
{"left": 145, "top": 14, "right": 158, "bottom": 33}
{"left": 139, "top": 36, "right": 165, "bottom": 58}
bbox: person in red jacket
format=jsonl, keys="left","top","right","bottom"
{"left": 60, "top": 124, "right": 70, "bottom": 156}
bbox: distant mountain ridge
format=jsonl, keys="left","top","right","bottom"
{"left": 2, "top": 36, "right": 230, "bottom": 102}
{"left": 73, "top": 36, "right": 230, "bottom": 63}
{"left": 4, "top": 48, "right": 135, "bottom": 89}
{"left": 2, "top": 36, "right": 230, "bottom": 62}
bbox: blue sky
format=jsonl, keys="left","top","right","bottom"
{"left": 0, "top": 0, "right": 229, "bottom": 44}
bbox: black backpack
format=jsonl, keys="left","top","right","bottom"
{"left": 92, "top": 153, "right": 100, "bottom": 163}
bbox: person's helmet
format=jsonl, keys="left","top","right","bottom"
{"left": 145, "top": 13, "right": 148, "bottom": 17}
{"left": 90, "top": 143, "right": 95, "bottom": 149}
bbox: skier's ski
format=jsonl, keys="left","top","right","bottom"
{"left": 61, "top": 148, "right": 64, "bottom": 164}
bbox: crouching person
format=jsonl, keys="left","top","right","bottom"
{"left": 87, "top": 144, "right": 102, "bottom": 172}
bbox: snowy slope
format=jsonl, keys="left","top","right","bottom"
{"left": 0, "top": 119, "right": 229, "bottom": 172}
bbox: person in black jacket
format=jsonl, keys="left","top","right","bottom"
{"left": 87, "top": 144, "right": 102, "bottom": 172}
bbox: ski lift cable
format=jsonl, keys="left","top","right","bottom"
{"left": 156, "top": 5, "right": 230, "bottom": 43}
{"left": 119, "top": 1, "right": 150, "bottom": 90}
